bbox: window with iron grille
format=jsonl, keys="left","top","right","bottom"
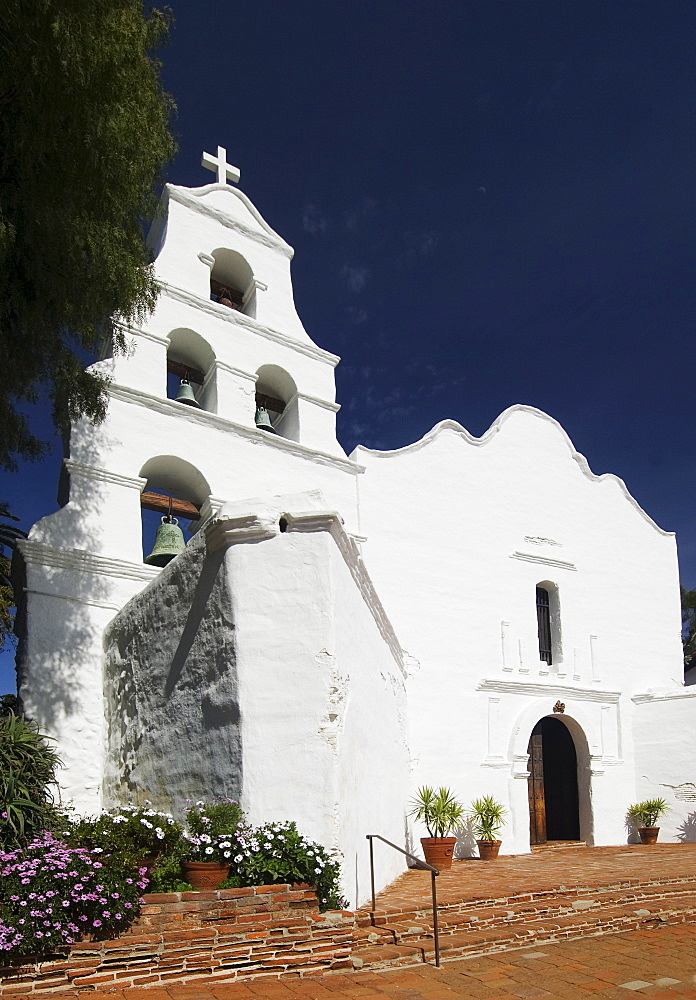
{"left": 536, "top": 586, "right": 552, "bottom": 664}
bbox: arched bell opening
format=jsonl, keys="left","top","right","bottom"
{"left": 527, "top": 713, "right": 591, "bottom": 845}
{"left": 210, "top": 248, "right": 255, "bottom": 317}
{"left": 255, "top": 364, "right": 298, "bottom": 441}
{"left": 139, "top": 457, "right": 211, "bottom": 566}
{"left": 166, "top": 329, "right": 216, "bottom": 413}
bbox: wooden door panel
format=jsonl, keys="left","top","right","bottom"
{"left": 527, "top": 731, "right": 546, "bottom": 844}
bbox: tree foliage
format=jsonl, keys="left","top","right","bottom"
{"left": 0, "top": 504, "right": 26, "bottom": 651}
{"left": 682, "top": 585, "right": 696, "bottom": 674}
{"left": 0, "top": 0, "right": 176, "bottom": 470}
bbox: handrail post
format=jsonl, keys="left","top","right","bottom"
{"left": 366, "top": 833, "right": 440, "bottom": 966}
{"left": 368, "top": 835, "right": 376, "bottom": 912}
{"left": 431, "top": 869, "right": 440, "bottom": 966}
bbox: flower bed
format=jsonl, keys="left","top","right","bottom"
{"left": 0, "top": 833, "right": 148, "bottom": 957}
{"left": 0, "top": 883, "right": 356, "bottom": 994}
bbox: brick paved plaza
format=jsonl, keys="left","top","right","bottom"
{"left": 40, "top": 924, "right": 696, "bottom": 999}
{"left": 6, "top": 845, "right": 696, "bottom": 998}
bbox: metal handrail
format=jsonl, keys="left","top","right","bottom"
{"left": 366, "top": 833, "right": 440, "bottom": 967}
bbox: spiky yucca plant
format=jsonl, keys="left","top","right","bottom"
{"left": 627, "top": 798, "right": 669, "bottom": 828}
{"left": 0, "top": 712, "right": 62, "bottom": 847}
{"left": 410, "top": 786, "right": 465, "bottom": 838}
{"left": 470, "top": 795, "right": 506, "bottom": 841}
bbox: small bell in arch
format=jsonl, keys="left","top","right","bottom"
{"left": 144, "top": 515, "right": 186, "bottom": 567}
{"left": 175, "top": 379, "right": 202, "bottom": 408}
{"left": 254, "top": 404, "right": 276, "bottom": 433}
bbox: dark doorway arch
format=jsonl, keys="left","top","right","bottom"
{"left": 527, "top": 716, "right": 580, "bottom": 844}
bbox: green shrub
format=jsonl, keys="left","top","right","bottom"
{"left": 0, "top": 713, "right": 62, "bottom": 848}
{"left": 229, "top": 821, "right": 347, "bottom": 911}
{"left": 185, "top": 798, "right": 244, "bottom": 837}
{"left": 63, "top": 803, "right": 183, "bottom": 864}
{"left": 145, "top": 843, "right": 193, "bottom": 893}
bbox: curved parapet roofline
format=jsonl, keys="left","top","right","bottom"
{"left": 167, "top": 182, "right": 294, "bottom": 257}
{"left": 351, "top": 403, "right": 673, "bottom": 537}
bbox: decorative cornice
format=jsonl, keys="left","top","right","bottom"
{"left": 167, "top": 183, "right": 294, "bottom": 257}
{"left": 282, "top": 510, "right": 405, "bottom": 675}
{"left": 352, "top": 405, "right": 674, "bottom": 537}
{"left": 63, "top": 461, "right": 147, "bottom": 492}
{"left": 205, "top": 513, "right": 279, "bottom": 553}
{"left": 632, "top": 688, "right": 696, "bottom": 705}
{"left": 158, "top": 283, "right": 340, "bottom": 367}
{"left": 24, "top": 588, "right": 120, "bottom": 613}
{"left": 116, "top": 321, "right": 169, "bottom": 347}
{"left": 107, "top": 384, "right": 364, "bottom": 476}
{"left": 18, "top": 541, "right": 159, "bottom": 582}
{"left": 476, "top": 678, "right": 621, "bottom": 704}
{"left": 214, "top": 360, "right": 258, "bottom": 383}
{"left": 293, "top": 391, "right": 341, "bottom": 413}
{"left": 510, "top": 551, "right": 577, "bottom": 571}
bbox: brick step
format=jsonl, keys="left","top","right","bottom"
{"left": 424, "top": 887, "right": 696, "bottom": 937}
{"left": 355, "top": 889, "right": 696, "bottom": 950}
{"left": 352, "top": 894, "right": 696, "bottom": 971}
{"left": 355, "top": 874, "right": 696, "bottom": 929}
{"left": 351, "top": 941, "right": 426, "bottom": 971}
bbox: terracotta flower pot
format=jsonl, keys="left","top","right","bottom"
{"left": 476, "top": 839, "right": 502, "bottom": 860}
{"left": 181, "top": 860, "right": 229, "bottom": 890}
{"left": 638, "top": 827, "right": 660, "bottom": 845}
{"left": 421, "top": 837, "right": 457, "bottom": 871}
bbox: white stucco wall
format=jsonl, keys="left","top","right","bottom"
{"left": 632, "top": 692, "right": 696, "bottom": 843}
{"left": 214, "top": 498, "right": 409, "bottom": 906}
{"left": 354, "top": 409, "right": 684, "bottom": 852}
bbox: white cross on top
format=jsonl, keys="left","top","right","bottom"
{"left": 201, "top": 145, "right": 241, "bottom": 185}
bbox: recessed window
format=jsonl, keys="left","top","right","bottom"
{"left": 536, "top": 586, "right": 552, "bottom": 665}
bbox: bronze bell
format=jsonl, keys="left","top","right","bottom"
{"left": 255, "top": 405, "right": 276, "bottom": 433}
{"left": 144, "top": 516, "right": 186, "bottom": 566}
{"left": 175, "top": 379, "right": 202, "bottom": 408}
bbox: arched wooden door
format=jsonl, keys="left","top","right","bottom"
{"left": 527, "top": 716, "right": 580, "bottom": 844}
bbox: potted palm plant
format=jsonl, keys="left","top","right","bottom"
{"left": 470, "top": 795, "right": 506, "bottom": 860}
{"left": 410, "top": 785, "right": 465, "bottom": 870}
{"left": 627, "top": 798, "right": 669, "bottom": 845}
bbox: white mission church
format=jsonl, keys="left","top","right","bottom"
{"left": 15, "top": 147, "right": 696, "bottom": 907}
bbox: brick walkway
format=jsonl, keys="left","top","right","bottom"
{"left": 351, "top": 844, "right": 696, "bottom": 968}
{"left": 10, "top": 844, "right": 696, "bottom": 997}
{"left": 41, "top": 924, "right": 696, "bottom": 998}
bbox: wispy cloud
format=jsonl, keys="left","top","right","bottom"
{"left": 340, "top": 264, "right": 370, "bottom": 292}
{"left": 302, "top": 203, "right": 328, "bottom": 236}
{"left": 346, "top": 306, "right": 368, "bottom": 325}
{"left": 345, "top": 196, "right": 379, "bottom": 231}
{"left": 404, "top": 230, "right": 439, "bottom": 256}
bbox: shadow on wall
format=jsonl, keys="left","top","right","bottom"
{"left": 14, "top": 420, "right": 119, "bottom": 723}
{"left": 454, "top": 817, "right": 479, "bottom": 859}
{"left": 102, "top": 531, "right": 242, "bottom": 816}
{"left": 677, "top": 812, "right": 696, "bottom": 842}
{"left": 164, "top": 549, "right": 225, "bottom": 697}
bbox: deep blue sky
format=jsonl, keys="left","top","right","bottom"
{"left": 2, "top": 0, "right": 695, "bottom": 690}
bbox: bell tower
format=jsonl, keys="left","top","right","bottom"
{"left": 15, "top": 146, "right": 363, "bottom": 812}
